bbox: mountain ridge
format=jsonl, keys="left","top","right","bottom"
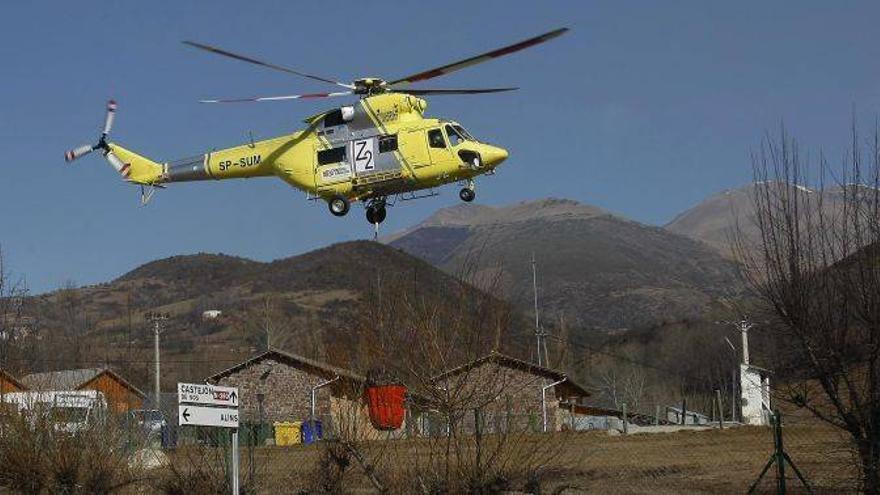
{"left": 386, "top": 197, "right": 745, "bottom": 332}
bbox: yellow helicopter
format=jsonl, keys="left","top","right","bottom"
{"left": 64, "top": 28, "right": 568, "bottom": 225}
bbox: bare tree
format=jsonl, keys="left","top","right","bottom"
{"left": 736, "top": 123, "right": 880, "bottom": 492}
{"left": 0, "top": 247, "right": 31, "bottom": 376}
{"left": 308, "top": 255, "right": 574, "bottom": 493}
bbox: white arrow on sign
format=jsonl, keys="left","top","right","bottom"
{"left": 178, "top": 382, "right": 239, "bottom": 407}
{"left": 178, "top": 405, "right": 239, "bottom": 428}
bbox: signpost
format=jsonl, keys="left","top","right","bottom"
{"left": 178, "top": 383, "right": 239, "bottom": 408}
{"left": 178, "top": 405, "right": 240, "bottom": 428}
{"left": 178, "top": 382, "right": 240, "bottom": 493}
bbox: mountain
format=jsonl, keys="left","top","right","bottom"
{"left": 665, "top": 182, "right": 849, "bottom": 258}
{"left": 385, "top": 198, "right": 745, "bottom": 332}
{"left": 23, "top": 241, "right": 524, "bottom": 392}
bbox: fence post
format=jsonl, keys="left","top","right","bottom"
{"left": 681, "top": 398, "right": 687, "bottom": 425}
{"left": 747, "top": 410, "right": 813, "bottom": 495}
{"left": 231, "top": 428, "right": 240, "bottom": 494}
{"left": 654, "top": 404, "right": 660, "bottom": 426}
{"left": 622, "top": 403, "right": 628, "bottom": 434}
{"left": 716, "top": 389, "right": 724, "bottom": 430}
{"left": 774, "top": 413, "right": 786, "bottom": 495}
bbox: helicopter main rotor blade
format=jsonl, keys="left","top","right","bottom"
{"left": 400, "top": 87, "right": 518, "bottom": 96}
{"left": 388, "top": 28, "right": 568, "bottom": 88}
{"left": 198, "top": 91, "right": 353, "bottom": 103}
{"left": 182, "top": 41, "right": 355, "bottom": 90}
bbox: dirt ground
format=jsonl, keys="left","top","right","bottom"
{"left": 229, "top": 420, "right": 857, "bottom": 494}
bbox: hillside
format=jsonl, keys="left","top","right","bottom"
{"left": 665, "top": 182, "right": 848, "bottom": 258}
{"left": 23, "top": 241, "right": 525, "bottom": 393}
{"left": 386, "top": 198, "right": 745, "bottom": 332}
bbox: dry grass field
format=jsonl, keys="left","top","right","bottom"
{"left": 198, "top": 420, "right": 857, "bottom": 494}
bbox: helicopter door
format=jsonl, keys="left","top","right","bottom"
{"left": 426, "top": 128, "right": 455, "bottom": 167}
{"left": 314, "top": 144, "right": 352, "bottom": 188}
{"left": 401, "top": 130, "right": 429, "bottom": 168}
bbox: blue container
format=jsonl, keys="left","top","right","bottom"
{"left": 301, "top": 420, "right": 323, "bottom": 444}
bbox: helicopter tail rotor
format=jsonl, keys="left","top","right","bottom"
{"left": 64, "top": 144, "right": 95, "bottom": 162}
{"left": 64, "top": 99, "right": 118, "bottom": 163}
{"left": 102, "top": 99, "right": 117, "bottom": 137}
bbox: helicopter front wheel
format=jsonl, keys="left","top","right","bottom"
{"left": 365, "top": 198, "right": 387, "bottom": 225}
{"left": 459, "top": 186, "right": 476, "bottom": 202}
{"left": 328, "top": 196, "right": 350, "bottom": 217}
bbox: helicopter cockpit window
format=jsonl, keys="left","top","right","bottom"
{"left": 453, "top": 125, "right": 475, "bottom": 141}
{"left": 379, "top": 135, "right": 398, "bottom": 153}
{"left": 428, "top": 129, "right": 446, "bottom": 149}
{"left": 317, "top": 146, "right": 346, "bottom": 165}
{"left": 445, "top": 125, "right": 465, "bottom": 146}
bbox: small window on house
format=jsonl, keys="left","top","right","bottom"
{"left": 445, "top": 125, "right": 465, "bottom": 146}
{"left": 317, "top": 146, "right": 346, "bottom": 165}
{"left": 379, "top": 135, "right": 398, "bottom": 153}
{"left": 323, "top": 109, "right": 345, "bottom": 127}
{"left": 428, "top": 129, "right": 446, "bottom": 149}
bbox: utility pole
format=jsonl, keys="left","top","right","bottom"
{"left": 721, "top": 319, "right": 754, "bottom": 422}
{"left": 739, "top": 319, "right": 752, "bottom": 366}
{"left": 145, "top": 312, "right": 170, "bottom": 411}
{"left": 531, "top": 253, "right": 549, "bottom": 367}
{"left": 531, "top": 253, "right": 541, "bottom": 366}
{"left": 264, "top": 297, "right": 272, "bottom": 352}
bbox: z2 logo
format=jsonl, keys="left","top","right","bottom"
{"left": 353, "top": 139, "right": 375, "bottom": 172}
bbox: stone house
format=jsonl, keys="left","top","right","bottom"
{"left": 21, "top": 368, "right": 146, "bottom": 413}
{"left": 430, "top": 351, "right": 590, "bottom": 433}
{"left": 208, "top": 349, "right": 395, "bottom": 440}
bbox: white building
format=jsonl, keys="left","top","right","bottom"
{"left": 201, "top": 310, "right": 223, "bottom": 320}
{"left": 740, "top": 364, "right": 771, "bottom": 426}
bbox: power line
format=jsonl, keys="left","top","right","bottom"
{"left": 544, "top": 333, "right": 694, "bottom": 380}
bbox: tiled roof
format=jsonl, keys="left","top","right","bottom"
{"left": 432, "top": 351, "right": 591, "bottom": 398}
{"left": 21, "top": 368, "right": 146, "bottom": 398}
{"left": 0, "top": 369, "right": 25, "bottom": 390}
{"left": 208, "top": 349, "right": 366, "bottom": 384}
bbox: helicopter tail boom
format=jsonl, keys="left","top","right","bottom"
{"left": 106, "top": 143, "right": 164, "bottom": 185}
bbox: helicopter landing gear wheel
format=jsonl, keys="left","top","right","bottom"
{"left": 328, "top": 196, "right": 350, "bottom": 217}
{"left": 366, "top": 206, "right": 386, "bottom": 225}
{"left": 365, "top": 198, "right": 387, "bottom": 225}
{"left": 459, "top": 180, "right": 476, "bottom": 202}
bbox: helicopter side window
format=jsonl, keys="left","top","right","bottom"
{"left": 317, "top": 146, "right": 346, "bottom": 165}
{"left": 379, "top": 135, "right": 398, "bottom": 153}
{"left": 445, "top": 125, "right": 465, "bottom": 146}
{"left": 428, "top": 129, "right": 446, "bottom": 149}
{"left": 323, "top": 110, "right": 345, "bottom": 128}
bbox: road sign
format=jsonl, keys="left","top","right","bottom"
{"left": 178, "top": 404, "right": 239, "bottom": 428}
{"left": 178, "top": 382, "right": 239, "bottom": 407}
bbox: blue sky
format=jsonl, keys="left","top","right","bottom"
{"left": 2, "top": 1, "right": 879, "bottom": 292}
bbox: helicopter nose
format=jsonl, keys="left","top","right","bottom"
{"left": 484, "top": 146, "right": 509, "bottom": 167}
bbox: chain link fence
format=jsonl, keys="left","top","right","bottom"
{"left": 0, "top": 383, "right": 862, "bottom": 494}
{"left": 114, "top": 408, "right": 851, "bottom": 493}
{"left": 0, "top": 403, "right": 860, "bottom": 493}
